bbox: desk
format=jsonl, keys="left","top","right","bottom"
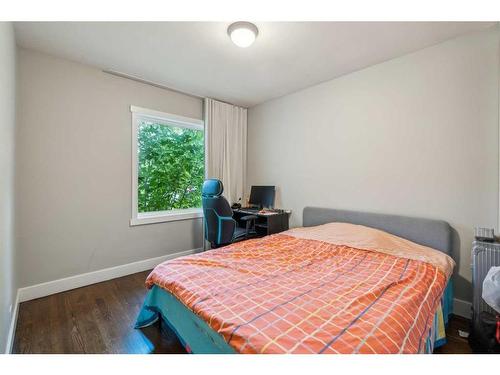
{"left": 232, "top": 209, "right": 290, "bottom": 237}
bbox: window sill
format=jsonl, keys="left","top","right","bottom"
{"left": 130, "top": 208, "right": 203, "bottom": 226}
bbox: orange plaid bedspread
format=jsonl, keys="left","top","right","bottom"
{"left": 146, "top": 234, "right": 449, "bottom": 354}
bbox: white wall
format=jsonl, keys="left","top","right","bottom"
{"left": 248, "top": 27, "right": 500, "bottom": 302}
{"left": 15, "top": 48, "right": 204, "bottom": 288}
{"left": 0, "top": 22, "right": 17, "bottom": 353}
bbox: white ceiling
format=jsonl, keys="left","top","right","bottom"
{"left": 14, "top": 22, "right": 495, "bottom": 107}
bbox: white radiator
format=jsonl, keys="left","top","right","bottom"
{"left": 471, "top": 241, "right": 500, "bottom": 331}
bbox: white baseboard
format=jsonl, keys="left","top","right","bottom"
{"left": 17, "top": 248, "right": 202, "bottom": 303}
{"left": 453, "top": 298, "right": 472, "bottom": 319}
{"left": 5, "top": 290, "right": 20, "bottom": 354}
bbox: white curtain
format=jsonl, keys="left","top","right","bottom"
{"left": 204, "top": 98, "right": 247, "bottom": 205}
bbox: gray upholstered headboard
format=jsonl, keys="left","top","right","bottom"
{"left": 303, "top": 207, "right": 452, "bottom": 255}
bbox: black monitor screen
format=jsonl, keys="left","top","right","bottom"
{"left": 249, "top": 186, "right": 275, "bottom": 209}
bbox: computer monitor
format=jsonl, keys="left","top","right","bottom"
{"left": 249, "top": 186, "right": 276, "bottom": 209}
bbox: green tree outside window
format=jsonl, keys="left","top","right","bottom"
{"left": 138, "top": 120, "right": 204, "bottom": 213}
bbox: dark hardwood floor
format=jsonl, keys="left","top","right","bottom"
{"left": 13, "top": 270, "right": 472, "bottom": 354}
{"left": 434, "top": 314, "right": 472, "bottom": 354}
{"left": 13, "top": 270, "right": 186, "bottom": 354}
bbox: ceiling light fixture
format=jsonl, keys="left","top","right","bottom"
{"left": 227, "top": 22, "right": 258, "bottom": 48}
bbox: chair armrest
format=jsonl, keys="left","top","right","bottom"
{"left": 238, "top": 215, "right": 257, "bottom": 238}
{"left": 239, "top": 215, "right": 258, "bottom": 221}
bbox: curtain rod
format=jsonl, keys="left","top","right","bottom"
{"left": 103, "top": 69, "right": 246, "bottom": 108}
{"left": 102, "top": 70, "right": 204, "bottom": 100}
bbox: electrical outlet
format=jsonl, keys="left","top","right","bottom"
{"left": 458, "top": 330, "right": 469, "bottom": 338}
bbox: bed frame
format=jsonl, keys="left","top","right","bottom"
{"left": 303, "top": 207, "right": 452, "bottom": 255}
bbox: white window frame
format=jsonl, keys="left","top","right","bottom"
{"left": 130, "top": 105, "right": 204, "bottom": 226}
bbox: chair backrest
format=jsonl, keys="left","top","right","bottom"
{"left": 202, "top": 179, "right": 234, "bottom": 246}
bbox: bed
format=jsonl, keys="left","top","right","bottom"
{"left": 135, "top": 207, "right": 455, "bottom": 354}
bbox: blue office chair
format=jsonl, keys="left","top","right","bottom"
{"left": 202, "top": 179, "right": 256, "bottom": 249}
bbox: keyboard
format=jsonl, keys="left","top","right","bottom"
{"left": 238, "top": 208, "right": 259, "bottom": 213}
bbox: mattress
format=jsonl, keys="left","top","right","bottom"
{"left": 136, "top": 222, "right": 455, "bottom": 354}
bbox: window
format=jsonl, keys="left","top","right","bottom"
{"left": 130, "top": 106, "right": 204, "bottom": 225}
